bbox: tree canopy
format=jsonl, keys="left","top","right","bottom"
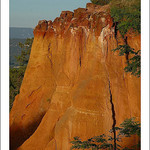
{"left": 10, "top": 38, "right": 33, "bottom": 110}
{"left": 71, "top": 118, "right": 140, "bottom": 150}
{"left": 110, "top": 0, "right": 140, "bottom": 36}
{"left": 90, "top": 0, "right": 111, "bottom": 6}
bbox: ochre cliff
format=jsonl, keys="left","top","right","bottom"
{"left": 10, "top": 3, "right": 140, "bottom": 150}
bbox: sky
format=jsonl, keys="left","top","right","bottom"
{"left": 10, "top": 0, "right": 90, "bottom": 28}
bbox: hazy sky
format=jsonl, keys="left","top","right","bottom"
{"left": 10, "top": 0, "right": 90, "bottom": 28}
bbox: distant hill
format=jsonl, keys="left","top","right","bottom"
{"left": 10, "top": 27, "right": 34, "bottom": 67}
{"left": 10, "top": 27, "right": 34, "bottom": 39}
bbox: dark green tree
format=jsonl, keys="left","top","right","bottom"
{"left": 91, "top": 0, "right": 140, "bottom": 36}
{"left": 15, "top": 38, "right": 33, "bottom": 66}
{"left": 10, "top": 66, "right": 26, "bottom": 109}
{"left": 112, "top": 45, "right": 141, "bottom": 77}
{"left": 70, "top": 118, "right": 140, "bottom": 150}
{"left": 90, "top": 0, "right": 111, "bottom": 6}
{"left": 124, "top": 51, "right": 140, "bottom": 77}
{"left": 110, "top": 0, "right": 141, "bottom": 77}
{"left": 110, "top": 0, "right": 140, "bottom": 36}
{"left": 10, "top": 38, "right": 34, "bottom": 110}
{"left": 90, "top": 0, "right": 141, "bottom": 77}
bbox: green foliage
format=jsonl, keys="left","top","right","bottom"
{"left": 112, "top": 45, "right": 141, "bottom": 77}
{"left": 90, "top": 0, "right": 111, "bottom": 6}
{"left": 70, "top": 118, "right": 140, "bottom": 150}
{"left": 10, "top": 66, "right": 26, "bottom": 110}
{"left": 118, "top": 118, "right": 141, "bottom": 137}
{"left": 15, "top": 38, "right": 33, "bottom": 66}
{"left": 124, "top": 51, "right": 141, "bottom": 77}
{"left": 109, "top": 0, "right": 141, "bottom": 77}
{"left": 10, "top": 38, "right": 33, "bottom": 110}
{"left": 110, "top": 0, "right": 140, "bottom": 36}
{"left": 112, "top": 45, "right": 136, "bottom": 56}
{"left": 70, "top": 135, "right": 113, "bottom": 150}
{"left": 10, "top": 39, "right": 26, "bottom": 67}
{"left": 90, "top": 0, "right": 141, "bottom": 78}
{"left": 90, "top": 0, "right": 140, "bottom": 36}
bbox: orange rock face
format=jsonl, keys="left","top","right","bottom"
{"left": 10, "top": 3, "right": 140, "bottom": 150}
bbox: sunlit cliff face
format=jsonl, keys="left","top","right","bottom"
{"left": 10, "top": 3, "right": 140, "bottom": 150}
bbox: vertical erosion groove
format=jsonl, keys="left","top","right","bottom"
{"left": 79, "top": 56, "right": 82, "bottom": 67}
{"left": 47, "top": 43, "right": 53, "bottom": 67}
{"left": 108, "top": 80, "right": 117, "bottom": 150}
{"left": 114, "top": 22, "right": 118, "bottom": 46}
{"left": 43, "top": 32, "right": 46, "bottom": 38}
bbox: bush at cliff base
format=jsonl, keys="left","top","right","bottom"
{"left": 71, "top": 118, "right": 140, "bottom": 150}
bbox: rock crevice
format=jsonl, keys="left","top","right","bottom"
{"left": 108, "top": 79, "right": 117, "bottom": 150}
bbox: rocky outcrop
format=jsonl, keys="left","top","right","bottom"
{"left": 10, "top": 3, "right": 140, "bottom": 150}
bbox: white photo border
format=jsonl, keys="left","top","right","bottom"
{"left": 1, "top": 0, "right": 149, "bottom": 149}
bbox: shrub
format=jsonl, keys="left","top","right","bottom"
{"left": 70, "top": 118, "right": 140, "bottom": 150}
{"left": 124, "top": 51, "right": 141, "bottom": 77}
{"left": 90, "top": 0, "right": 111, "bottom": 6}
{"left": 10, "top": 66, "right": 26, "bottom": 110}
{"left": 110, "top": 0, "right": 141, "bottom": 77}
{"left": 10, "top": 38, "right": 33, "bottom": 110}
{"left": 112, "top": 45, "right": 141, "bottom": 77}
{"left": 16, "top": 38, "right": 34, "bottom": 66}
{"left": 110, "top": 0, "right": 140, "bottom": 36}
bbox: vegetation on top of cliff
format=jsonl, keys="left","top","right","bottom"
{"left": 110, "top": 0, "right": 141, "bottom": 77}
{"left": 110, "top": 0, "right": 140, "bottom": 36}
{"left": 71, "top": 118, "right": 141, "bottom": 150}
{"left": 10, "top": 38, "right": 33, "bottom": 110}
{"left": 90, "top": 0, "right": 141, "bottom": 77}
{"left": 90, "top": 0, "right": 111, "bottom": 6}
{"left": 91, "top": 0, "right": 140, "bottom": 36}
